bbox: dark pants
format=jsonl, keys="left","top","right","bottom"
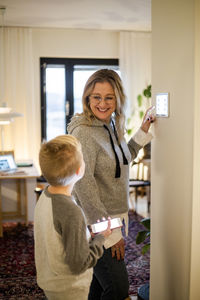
{"left": 88, "top": 247, "right": 129, "bottom": 300}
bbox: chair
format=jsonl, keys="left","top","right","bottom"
{"left": 34, "top": 175, "right": 47, "bottom": 201}
{"left": 129, "top": 179, "right": 151, "bottom": 213}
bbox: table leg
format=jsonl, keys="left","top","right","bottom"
{"left": 16, "top": 179, "right": 21, "bottom": 216}
{"left": 23, "top": 179, "right": 28, "bottom": 225}
{"left": 0, "top": 182, "right": 2, "bottom": 237}
{"left": 135, "top": 187, "right": 138, "bottom": 213}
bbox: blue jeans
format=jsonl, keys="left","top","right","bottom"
{"left": 88, "top": 247, "right": 129, "bottom": 300}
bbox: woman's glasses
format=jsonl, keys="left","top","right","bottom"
{"left": 89, "top": 94, "right": 116, "bottom": 104}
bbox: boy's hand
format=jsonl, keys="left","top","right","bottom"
{"left": 88, "top": 225, "right": 95, "bottom": 239}
{"left": 88, "top": 217, "right": 112, "bottom": 238}
{"left": 100, "top": 217, "right": 112, "bottom": 238}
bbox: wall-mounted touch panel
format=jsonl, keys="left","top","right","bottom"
{"left": 156, "top": 93, "right": 169, "bottom": 117}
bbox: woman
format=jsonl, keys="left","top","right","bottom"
{"left": 67, "top": 69, "right": 154, "bottom": 300}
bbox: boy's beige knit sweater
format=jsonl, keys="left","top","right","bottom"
{"left": 34, "top": 188, "right": 105, "bottom": 299}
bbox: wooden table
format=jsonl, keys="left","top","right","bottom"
{"left": 0, "top": 165, "right": 40, "bottom": 237}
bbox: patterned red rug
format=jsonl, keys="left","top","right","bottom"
{"left": 0, "top": 212, "right": 149, "bottom": 299}
{"left": 125, "top": 212, "right": 150, "bottom": 295}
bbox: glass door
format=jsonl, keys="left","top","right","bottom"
{"left": 40, "top": 58, "right": 119, "bottom": 141}
{"left": 45, "top": 64, "right": 66, "bottom": 141}
{"left": 73, "top": 65, "right": 120, "bottom": 115}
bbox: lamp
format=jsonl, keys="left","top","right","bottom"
{"left": 0, "top": 103, "right": 23, "bottom": 151}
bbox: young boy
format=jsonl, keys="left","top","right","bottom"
{"left": 34, "top": 135, "right": 111, "bottom": 300}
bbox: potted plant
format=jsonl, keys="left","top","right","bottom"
{"left": 126, "top": 85, "right": 152, "bottom": 160}
{"left": 126, "top": 84, "right": 152, "bottom": 134}
{"left": 136, "top": 217, "right": 150, "bottom": 254}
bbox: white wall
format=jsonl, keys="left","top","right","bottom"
{"left": 32, "top": 28, "right": 119, "bottom": 169}
{"left": 151, "top": 0, "right": 199, "bottom": 299}
{"left": 189, "top": 0, "right": 200, "bottom": 298}
{"left": 1, "top": 29, "right": 119, "bottom": 220}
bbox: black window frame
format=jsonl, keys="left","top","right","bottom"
{"left": 40, "top": 57, "right": 119, "bottom": 141}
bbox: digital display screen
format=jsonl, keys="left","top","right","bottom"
{"left": 0, "top": 154, "right": 17, "bottom": 172}
{"left": 156, "top": 93, "right": 169, "bottom": 117}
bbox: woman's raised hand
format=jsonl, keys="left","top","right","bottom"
{"left": 141, "top": 106, "right": 156, "bottom": 133}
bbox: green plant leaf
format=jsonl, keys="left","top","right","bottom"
{"left": 143, "top": 85, "right": 152, "bottom": 98}
{"left": 141, "top": 243, "right": 150, "bottom": 255}
{"left": 141, "top": 218, "right": 150, "bottom": 230}
{"left": 139, "top": 111, "right": 144, "bottom": 119}
{"left": 136, "top": 230, "right": 148, "bottom": 244}
{"left": 127, "top": 129, "right": 132, "bottom": 135}
{"left": 137, "top": 94, "right": 142, "bottom": 107}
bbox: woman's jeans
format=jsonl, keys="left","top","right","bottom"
{"left": 88, "top": 247, "right": 129, "bottom": 300}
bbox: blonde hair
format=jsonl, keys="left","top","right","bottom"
{"left": 81, "top": 69, "right": 126, "bottom": 141}
{"left": 39, "top": 135, "right": 82, "bottom": 186}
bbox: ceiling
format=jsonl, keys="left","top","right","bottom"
{"left": 0, "top": 0, "right": 151, "bottom": 31}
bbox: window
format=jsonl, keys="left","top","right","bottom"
{"left": 40, "top": 58, "right": 119, "bottom": 141}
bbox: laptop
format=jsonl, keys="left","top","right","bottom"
{"left": 0, "top": 154, "right": 17, "bottom": 173}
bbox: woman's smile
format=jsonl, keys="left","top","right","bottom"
{"left": 89, "top": 82, "right": 116, "bottom": 123}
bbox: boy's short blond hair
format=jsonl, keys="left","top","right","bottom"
{"left": 39, "top": 135, "right": 82, "bottom": 186}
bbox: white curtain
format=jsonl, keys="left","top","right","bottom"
{"left": 0, "top": 27, "right": 39, "bottom": 164}
{"left": 119, "top": 31, "right": 152, "bottom": 130}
